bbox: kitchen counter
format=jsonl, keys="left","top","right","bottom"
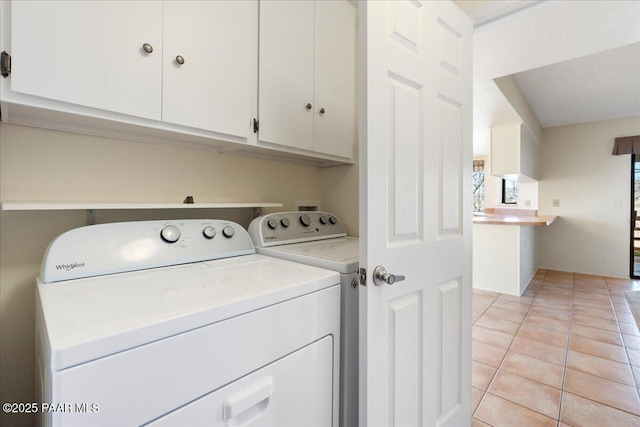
{"left": 473, "top": 207, "right": 557, "bottom": 226}
{"left": 473, "top": 214, "right": 557, "bottom": 226}
{"left": 473, "top": 208, "right": 555, "bottom": 296}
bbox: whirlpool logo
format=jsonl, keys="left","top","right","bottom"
{"left": 55, "top": 262, "right": 86, "bottom": 271}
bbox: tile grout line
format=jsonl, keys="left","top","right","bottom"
{"left": 472, "top": 269, "right": 546, "bottom": 424}
{"left": 474, "top": 273, "right": 640, "bottom": 425}
{"left": 556, "top": 271, "right": 576, "bottom": 426}
{"left": 606, "top": 277, "right": 640, "bottom": 401}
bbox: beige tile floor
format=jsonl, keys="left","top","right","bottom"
{"left": 472, "top": 269, "right": 640, "bottom": 427}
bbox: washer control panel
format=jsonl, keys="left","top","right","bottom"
{"left": 248, "top": 211, "right": 347, "bottom": 247}
{"left": 41, "top": 219, "right": 253, "bottom": 283}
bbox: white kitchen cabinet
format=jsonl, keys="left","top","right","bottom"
{"left": 258, "top": 0, "right": 356, "bottom": 161}
{"left": 162, "top": 1, "right": 254, "bottom": 137}
{"left": 9, "top": 0, "right": 163, "bottom": 121}
{"left": 491, "top": 123, "right": 540, "bottom": 182}
{"left": 1, "top": 0, "right": 256, "bottom": 146}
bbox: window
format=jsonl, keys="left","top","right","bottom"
{"left": 473, "top": 160, "right": 485, "bottom": 212}
{"left": 502, "top": 179, "right": 518, "bottom": 204}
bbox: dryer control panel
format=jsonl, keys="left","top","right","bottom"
{"left": 248, "top": 211, "right": 347, "bottom": 247}
{"left": 41, "top": 219, "right": 255, "bottom": 283}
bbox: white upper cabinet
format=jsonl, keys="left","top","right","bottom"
{"left": 2, "top": 0, "right": 256, "bottom": 146}
{"left": 10, "top": 1, "right": 163, "bottom": 120}
{"left": 162, "top": 1, "right": 254, "bottom": 137}
{"left": 313, "top": 0, "right": 356, "bottom": 159}
{"left": 491, "top": 123, "right": 540, "bottom": 182}
{"left": 258, "top": 1, "right": 315, "bottom": 151}
{"left": 258, "top": 0, "right": 356, "bottom": 161}
{"left": 1, "top": 0, "right": 353, "bottom": 165}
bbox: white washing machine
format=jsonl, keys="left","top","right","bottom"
{"left": 36, "top": 219, "right": 340, "bottom": 427}
{"left": 248, "top": 212, "right": 359, "bottom": 427}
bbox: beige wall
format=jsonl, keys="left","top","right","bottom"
{"left": 0, "top": 122, "right": 324, "bottom": 426}
{"left": 538, "top": 116, "right": 640, "bottom": 278}
{"left": 319, "top": 144, "right": 359, "bottom": 237}
{"left": 478, "top": 156, "right": 538, "bottom": 211}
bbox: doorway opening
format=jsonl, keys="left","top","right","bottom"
{"left": 631, "top": 155, "right": 640, "bottom": 278}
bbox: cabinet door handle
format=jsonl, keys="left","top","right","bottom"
{"left": 306, "top": 103, "right": 312, "bottom": 111}
{"left": 175, "top": 55, "right": 185, "bottom": 65}
{"left": 142, "top": 43, "right": 153, "bottom": 54}
{"left": 319, "top": 107, "right": 325, "bottom": 115}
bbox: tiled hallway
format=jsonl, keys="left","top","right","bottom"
{"left": 472, "top": 269, "right": 640, "bottom": 426}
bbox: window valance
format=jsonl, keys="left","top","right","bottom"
{"left": 612, "top": 135, "right": 640, "bottom": 155}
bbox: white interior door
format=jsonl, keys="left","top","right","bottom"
{"left": 359, "top": 1, "right": 472, "bottom": 426}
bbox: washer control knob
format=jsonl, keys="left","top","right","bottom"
{"left": 299, "top": 214, "right": 311, "bottom": 227}
{"left": 202, "top": 226, "right": 216, "bottom": 239}
{"left": 280, "top": 218, "right": 290, "bottom": 228}
{"left": 267, "top": 219, "right": 278, "bottom": 229}
{"left": 222, "top": 225, "right": 235, "bottom": 238}
{"left": 329, "top": 216, "right": 337, "bottom": 225}
{"left": 160, "top": 225, "right": 181, "bottom": 243}
{"left": 319, "top": 215, "right": 328, "bottom": 225}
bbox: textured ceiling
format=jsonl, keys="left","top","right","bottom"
{"left": 512, "top": 43, "right": 640, "bottom": 128}
{"left": 467, "top": 0, "right": 640, "bottom": 156}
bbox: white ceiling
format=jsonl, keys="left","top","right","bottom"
{"left": 454, "top": 0, "right": 640, "bottom": 157}
{"left": 512, "top": 43, "right": 640, "bottom": 128}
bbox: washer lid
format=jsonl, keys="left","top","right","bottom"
{"left": 37, "top": 254, "right": 339, "bottom": 370}
{"left": 256, "top": 237, "right": 359, "bottom": 274}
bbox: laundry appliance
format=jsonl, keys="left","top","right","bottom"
{"left": 249, "top": 211, "right": 359, "bottom": 427}
{"left": 36, "top": 219, "right": 340, "bottom": 426}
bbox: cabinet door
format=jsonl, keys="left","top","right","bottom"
{"left": 163, "top": 1, "right": 255, "bottom": 138}
{"left": 258, "top": 0, "right": 314, "bottom": 151}
{"left": 10, "top": 1, "right": 162, "bottom": 120}
{"left": 313, "top": 1, "right": 357, "bottom": 159}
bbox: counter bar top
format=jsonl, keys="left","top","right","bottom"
{"left": 473, "top": 214, "right": 557, "bottom": 226}
{"left": 473, "top": 208, "right": 557, "bottom": 226}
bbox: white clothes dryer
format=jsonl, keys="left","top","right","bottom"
{"left": 36, "top": 219, "right": 340, "bottom": 427}
{"left": 249, "top": 211, "right": 359, "bottom": 427}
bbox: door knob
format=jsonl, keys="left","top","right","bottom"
{"left": 142, "top": 43, "right": 153, "bottom": 53}
{"left": 373, "top": 266, "right": 406, "bottom": 286}
{"left": 175, "top": 55, "right": 185, "bottom": 65}
{"left": 306, "top": 103, "right": 312, "bottom": 111}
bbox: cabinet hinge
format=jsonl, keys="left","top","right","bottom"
{"left": 1, "top": 51, "right": 11, "bottom": 78}
{"left": 359, "top": 267, "right": 367, "bottom": 286}
{"left": 252, "top": 118, "right": 259, "bottom": 133}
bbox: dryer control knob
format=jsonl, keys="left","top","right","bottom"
{"left": 299, "top": 214, "right": 311, "bottom": 227}
{"left": 267, "top": 219, "right": 278, "bottom": 229}
{"left": 319, "top": 215, "right": 328, "bottom": 225}
{"left": 160, "top": 225, "right": 181, "bottom": 243}
{"left": 329, "top": 216, "right": 337, "bottom": 225}
{"left": 280, "top": 218, "right": 290, "bottom": 228}
{"left": 202, "top": 226, "right": 216, "bottom": 239}
{"left": 222, "top": 225, "right": 235, "bottom": 238}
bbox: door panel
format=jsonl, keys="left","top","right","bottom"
{"left": 359, "top": 1, "right": 472, "bottom": 426}
{"left": 388, "top": 292, "right": 422, "bottom": 426}
{"left": 438, "top": 94, "right": 463, "bottom": 236}
{"left": 388, "top": 74, "right": 423, "bottom": 243}
{"left": 438, "top": 278, "right": 462, "bottom": 420}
